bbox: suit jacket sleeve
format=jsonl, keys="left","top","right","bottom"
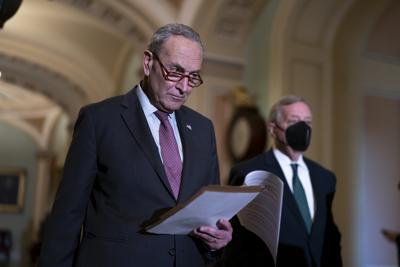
{"left": 39, "top": 107, "right": 98, "bottom": 267}
{"left": 320, "top": 175, "right": 343, "bottom": 267}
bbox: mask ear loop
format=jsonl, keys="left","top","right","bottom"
{"left": 274, "top": 123, "right": 286, "bottom": 132}
{"left": 271, "top": 122, "right": 289, "bottom": 147}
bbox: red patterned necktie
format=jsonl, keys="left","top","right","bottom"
{"left": 155, "top": 111, "right": 182, "bottom": 199}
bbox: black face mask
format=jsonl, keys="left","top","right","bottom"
{"left": 284, "top": 121, "right": 312, "bottom": 151}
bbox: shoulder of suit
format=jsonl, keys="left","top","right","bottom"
{"left": 231, "top": 152, "right": 268, "bottom": 173}
{"left": 304, "top": 156, "right": 335, "bottom": 177}
{"left": 82, "top": 94, "right": 125, "bottom": 113}
{"left": 229, "top": 152, "right": 268, "bottom": 185}
{"left": 179, "top": 105, "right": 212, "bottom": 124}
{"left": 85, "top": 86, "right": 138, "bottom": 110}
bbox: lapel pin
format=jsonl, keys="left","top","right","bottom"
{"left": 186, "top": 124, "right": 192, "bottom": 130}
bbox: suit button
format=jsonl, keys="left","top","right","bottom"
{"left": 168, "top": 248, "right": 176, "bottom": 256}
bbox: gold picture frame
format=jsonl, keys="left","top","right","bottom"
{"left": 0, "top": 168, "right": 26, "bottom": 213}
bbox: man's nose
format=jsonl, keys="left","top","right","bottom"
{"left": 176, "top": 76, "right": 191, "bottom": 93}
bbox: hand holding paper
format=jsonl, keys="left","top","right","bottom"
{"left": 192, "top": 219, "right": 233, "bottom": 250}
{"left": 145, "top": 171, "right": 283, "bottom": 261}
{"left": 145, "top": 185, "right": 262, "bottom": 235}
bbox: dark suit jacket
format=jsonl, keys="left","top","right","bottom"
{"left": 38, "top": 87, "right": 220, "bottom": 267}
{"left": 222, "top": 149, "right": 342, "bottom": 267}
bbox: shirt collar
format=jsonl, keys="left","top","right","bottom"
{"left": 273, "top": 148, "right": 306, "bottom": 168}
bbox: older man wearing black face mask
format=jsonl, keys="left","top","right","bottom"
{"left": 221, "top": 95, "right": 342, "bottom": 267}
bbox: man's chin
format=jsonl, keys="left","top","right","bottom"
{"left": 161, "top": 102, "right": 184, "bottom": 113}
{"left": 171, "top": 98, "right": 186, "bottom": 107}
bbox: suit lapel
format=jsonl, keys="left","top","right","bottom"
{"left": 120, "top": 87, "right": 175, "bottom": 199}
{"left": 265, "top": 150, "right": 310, "bottom": 233}
{"left": 305, "top": 159, "right": 324, "bottom": 239}
{"left": 174, "top": 110, "right": 195, "bottom": 202}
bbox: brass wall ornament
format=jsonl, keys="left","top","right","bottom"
{"left": 226, "top": 87, "right": 267, "bottom": 163}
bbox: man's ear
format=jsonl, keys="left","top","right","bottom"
{"left": 267, "top": 122, "right": 276, "bottom": 137}
{"left": 143, "top": 50, "right": 153, "bottom": 76}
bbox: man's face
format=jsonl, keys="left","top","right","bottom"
{"left": 279, "top": 102, "right": 312, "bottom": 128}
{"left": 271, "top": 102, "right": 312, "bottom": 146}
{"left": 143, "top": 35, "right": 203, "bottom": 113}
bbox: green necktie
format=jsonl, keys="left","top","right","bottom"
{"left": 291, "top": 163, "right": 312, "bottom": 233}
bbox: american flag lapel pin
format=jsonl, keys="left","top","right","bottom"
{"left": 186, "top": 124, "right": 192, "bottom": 130}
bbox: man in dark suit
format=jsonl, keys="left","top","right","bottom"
{"left": 38, "top": 23, "right": 232, "bottom": 267}
{"left": 223, "top": 95, "right": 342, "bottom": 267}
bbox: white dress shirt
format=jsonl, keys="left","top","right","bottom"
{"left": 273, "top": 149, "right": 315, "bottom": 219}
{"left": 136, "top": 85, "right": 183, "bottom": 161}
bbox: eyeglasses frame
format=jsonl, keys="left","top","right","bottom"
{"left": 151, "top": 52, "right": 203, "bottom": 88}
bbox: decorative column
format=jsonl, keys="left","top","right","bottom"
{"left": 32, "top": 150, "right": 54, "bottom": 240}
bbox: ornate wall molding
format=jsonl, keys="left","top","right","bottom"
{"left": 51, "top": 0, "right": 152, "bottom": 45}
{"left": 0, "top": 52, "right": 87, "bottom": 120}
{"left": 197, "top": 0, "right": 267, "bottom": 57}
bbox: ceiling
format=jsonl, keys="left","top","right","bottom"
{"left": 0, "top": 0, "right": 398, "bottom": 148}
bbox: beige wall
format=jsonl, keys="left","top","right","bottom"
{"left": 362, "top": 96, "right": 400, "bottom": 265}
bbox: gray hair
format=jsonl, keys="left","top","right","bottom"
{"left": 147, "top": 23, "right": 204, "bottom": 54}
{"left": 267, "top": 95, "right": 308, "bottom": 124}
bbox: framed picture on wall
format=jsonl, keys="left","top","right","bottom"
{"left": 0, "top": 168, "right": 26, "bottom": 213}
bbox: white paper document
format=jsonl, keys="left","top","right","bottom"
{"left": 145, "top": 171, "right": 283, "bottom": 264}
{"left": 238, "top": 170, "right": 284, "bottom": 264}
{"left": 146, "top": 185, "right": 263, "bottom": 235}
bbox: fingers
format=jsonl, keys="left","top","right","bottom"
{"left": 192, "top": 219, "right": 233, "bottom": 250}
{"left": 217, "top": 219, "right": 233, "bottom": 232}
{"left": 195, "top": 219, "right": 231, "bottom": 240}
